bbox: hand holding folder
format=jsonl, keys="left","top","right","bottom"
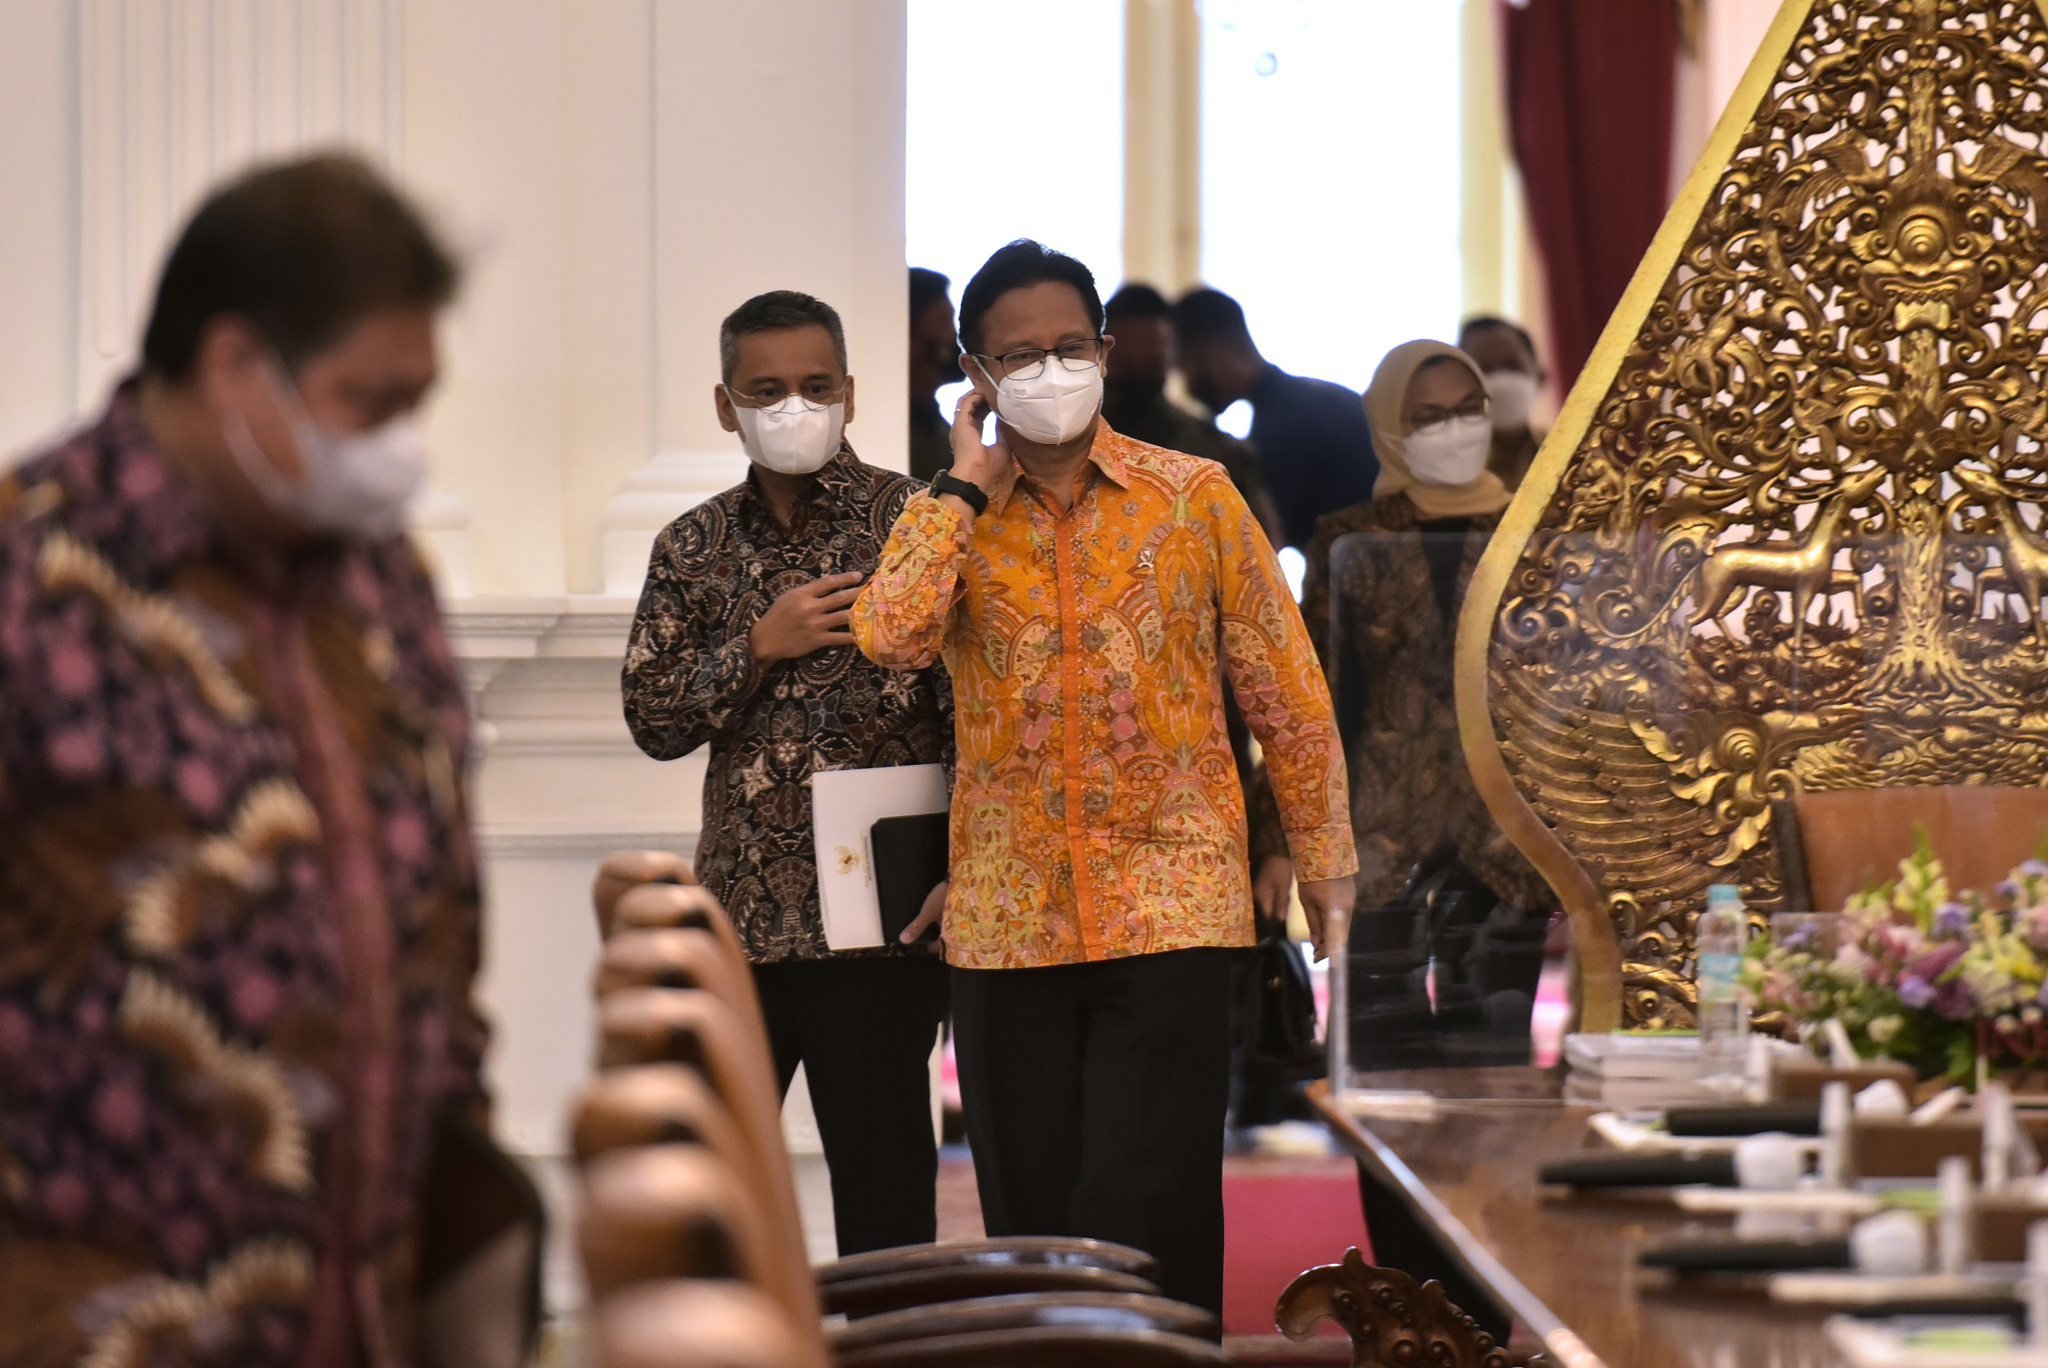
{"left": 811, "top": 764, "right": 951, "bottom": 950}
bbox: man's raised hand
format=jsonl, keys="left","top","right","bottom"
{"left": 748, "top": 570, "right": 865, "bottom": 666}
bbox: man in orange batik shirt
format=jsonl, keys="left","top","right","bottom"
{"left": 853, "top": 239, "right": 1357, "bottom": 1313}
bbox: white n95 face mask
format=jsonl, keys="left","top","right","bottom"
{"left": 1485, "top": 370, "right": 1538, "bottom": 432}
{"left": 730, "top": 392, "right": 845, "bottom": 475}
{"left": 224, "top": 368, "right": 428, "bottom": 538}
{"left": 1404, "top": 414, "right": 1494, "bottom": 487}
{"left": 984, "top": 357, "right": 1102, "bottom": 446}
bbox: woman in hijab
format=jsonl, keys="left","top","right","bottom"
{"left": 1291, "top": 339, "right": 1551, "bottom": 916}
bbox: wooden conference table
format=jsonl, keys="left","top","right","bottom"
{"left": 1310, "top": 1069, "right": 1837, "bottom": 1368}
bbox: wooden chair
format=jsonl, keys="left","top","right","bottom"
{"left": 570, "top": 1064, "right": 748, "bottom": 1166}
{"left": 592, "top": 849, "right": 695, "bottom": 938}
{"left": 594, "top": 988, "right": 817, "bottom": 1320}
{"left": 578, "top": 1144, "right": 779, "bottom": 1301}
{"left": 577, "top": 859, "right": 1240, "bottom": 1365}
{"left": 826, "top": 1291, "right": 1218, "bottom": 1354}
{"left": 594, "top": 926, "right": 772, "bottom": 1065}
{"left": 835, "top": 1327, "right": 1236, "bottom": 1367}
{"left": 593, "top": 986, "right": 1164, "bottom": 1316}
{"left": 590, "top": 1279, "right": 822, "bottom": 1368}
{"left": 1773, "top": 785, "right": 2048, "bottom": 914}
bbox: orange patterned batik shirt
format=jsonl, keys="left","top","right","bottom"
{"left": 853, "top": 423, "right": 1357, "bottom": 970}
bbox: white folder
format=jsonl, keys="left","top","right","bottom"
{"left": 811, "top": 763, "right": 951, "bottom": 950}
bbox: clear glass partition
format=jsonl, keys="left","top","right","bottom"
{"left": 1322, "top": 481, "right": 2048, "bottom": 1109}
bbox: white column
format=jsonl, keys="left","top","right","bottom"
{"left": 75, "top": 0, "right": 407, "bottom": 410}
{"left": 0, "top": 1, "right": 78, "bottom": 462}
{"left": 599, "top": 0, "right": 909, "bottom": 601}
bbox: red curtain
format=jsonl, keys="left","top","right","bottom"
{"left": 1502, "top": 0, "right": 1680, "bottom": 390}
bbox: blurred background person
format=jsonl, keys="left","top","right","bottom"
{"left": 1172, "top": 286, "right": 1378, "bottom": 551}
{"left": 1297, "top": 339, "right": 1551, "bottom": 921}
{"left": 909, "top": 266, "right": 964, "bottom": 481}
{"left": 1100, "top": 283, "right": 1283, "bottom": 542}
{"left": 0, "top": 154, "right": 537, "bottom": 1367}
{"left": 1458, "top": 314, "right": 1548, "bottom": 492}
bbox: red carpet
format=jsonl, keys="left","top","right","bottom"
{"left": 1221, "top": 1154, "right": 1369, "bottom": 1338}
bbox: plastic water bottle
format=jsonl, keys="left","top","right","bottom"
{"left": 1696, "top": 884, "right": 1750, "bottom": 1091}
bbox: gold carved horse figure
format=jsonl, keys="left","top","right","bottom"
{"left": 1687, "top": 466, "right": 1886, "bottom": 631}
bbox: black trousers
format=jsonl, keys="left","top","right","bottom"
{"left": 752, "top": 954, "right": 948, "bottom": 1256}
{"left": 951, "top": 947, "right": 1238, "bottom": 1313}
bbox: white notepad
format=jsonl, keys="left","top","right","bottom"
{"left": 812, "top": 763, "right": 951, "bottom": 950}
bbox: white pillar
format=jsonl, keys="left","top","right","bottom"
{"left": 599, "top": 0, "right": 910, "bottom": 602}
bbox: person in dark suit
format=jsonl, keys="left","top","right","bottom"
{"left": 909, "top": 267, "right": 964, "bottom": 482}
{"left": 1172, "top": 287, "right": 1378, "bottom": 551}
{"left": 1100, "top": 284, "right": 1283, "bottom": 542}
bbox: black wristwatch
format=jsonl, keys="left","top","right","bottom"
{"left": 930, "top": 469, "right": 989, "bottom": 517}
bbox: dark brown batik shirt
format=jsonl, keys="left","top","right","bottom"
{"left": 621, "top": 445, "right": 952, "bottom": 962}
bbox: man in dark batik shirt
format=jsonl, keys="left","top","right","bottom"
{"left": 0, "top": 157, "right": 534, "bottom": 1367}
{"left": 622, "top": 291, "right": 952, "bottom": 1256}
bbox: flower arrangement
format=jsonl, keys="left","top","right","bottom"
{"left": 1741, "top": 830, "right": 2048, "bottom": 1084}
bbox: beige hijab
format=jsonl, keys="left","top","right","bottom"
{"left": 1365, "top": 339, "right": 1513, "bottom": 520}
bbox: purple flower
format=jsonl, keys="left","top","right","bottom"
{"left": 1934, "top": 901, "right": 1972, "bottom": 937}
{"left": 1905, "top": 941, "right": 1967, "bottom": 981}
{"left": 1900, "top": 975, "right": 1936, "bottom": 1007}
{"left": 2000, "top": 880, "right": 2023, "bottom": 903}
{"left": 2022, "top": 860, "right": 2048, "bottom": 880}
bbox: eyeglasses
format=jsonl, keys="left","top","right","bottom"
{"left": 1408, "top": 395, "right": 1490, "bottom": 433}
{"left": 972, "top": 337, "right": 1105, "bottom": 382}
{"left": 724, "top": 383, "right": 847, "bottom": 412}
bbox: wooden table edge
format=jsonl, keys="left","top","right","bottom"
{"left": 1307, "top": 1080, "right": 1611, "bottom": 1368}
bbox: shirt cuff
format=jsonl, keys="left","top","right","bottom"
{"left": 1285, "top": 825, "right": 1360, "bottom": 885}
{"left": 900, "top": 488, "right": 972, "bottom": 546}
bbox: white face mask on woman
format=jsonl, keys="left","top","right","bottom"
{"left": 223, "top": 366, "right": 428, "bottom": 538}
{"left": 1404, "top": 414, "right": 1494, "bottom": 487}
{"left": 729, "top": 391, "right": 845, "bottom": 475}
{"left": 981, "top": 357, "right": 1103, "bottom": 446}
{"left": 1485, "top": 370, "right": 1538, "bottom": 432}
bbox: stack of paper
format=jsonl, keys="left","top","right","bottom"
{"left": 1563, "top": 1032, "right": 1716, "bottom": 1108}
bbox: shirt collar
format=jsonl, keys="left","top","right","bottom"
{"left": 740, "top": 440, "right": 862, "bottom": 514}
{"left": 986, "top": 421, "right": 1132, "bottom": 515}
{"left": 59, "top": 380, "right": 225, "bottom": 582}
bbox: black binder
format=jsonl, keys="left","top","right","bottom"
{"left": 871, "top": 812, "right": 949, "bottom": 944}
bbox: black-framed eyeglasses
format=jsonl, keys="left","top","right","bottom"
{"left": 1408, "top": 394, "right": 1490, "bottom": 433}
{"left": 972, "top": 337, "right": 1106, "bottom": 382}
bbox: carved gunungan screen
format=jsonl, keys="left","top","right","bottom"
{"left": 1457, "top": 0, "right": 2048, "bottom": 1029}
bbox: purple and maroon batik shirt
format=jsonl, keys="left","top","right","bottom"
{"left": 0, "top": 384, "right": 491, "bottom": 1367}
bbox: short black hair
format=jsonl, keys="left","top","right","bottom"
{"left": 958, "top": 240, "right": 1104, "bottom": 356}
{"left": 718, "top": 290, "right": 848, "bottom": 384}
{"left": 910, "top": 267, "right": 951, "bottom": 316}
{"left": 1172, "top": 288, "right": 1255, "bottom": 348}
{"left": 142, "top": 153, "right": 459, "bottom": 381}
{"left": 1104, "top": 283, "right": 1172, "bottom": 323}
{"left": 1458, "top": 314, "right": 1539, "bottom": 360}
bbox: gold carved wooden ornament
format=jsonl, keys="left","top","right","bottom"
{"left": 1458, "top": 0, "right": 2048, "bottom": 1029}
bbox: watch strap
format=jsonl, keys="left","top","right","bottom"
{"left": 930, "top": 469, "right": 989, "bottom": 517}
